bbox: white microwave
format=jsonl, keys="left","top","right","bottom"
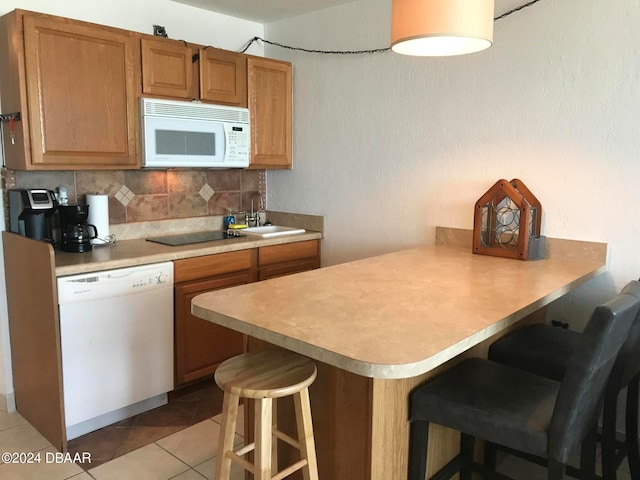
{"left": 140, "top": 98, "right": 250, "bottom": 168}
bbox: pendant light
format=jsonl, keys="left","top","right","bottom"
{"left": 391, "top": 0, "right": 495, "bottom": 56}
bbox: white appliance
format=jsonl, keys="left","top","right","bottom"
{"left": 57, "top": 262, "right": 174, "bottom": 440}
{"left": 140, "top": 97, "right": 250, "bottom": 168}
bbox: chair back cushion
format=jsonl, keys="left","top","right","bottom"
{"left": 612, "top": 281, "right": 640, "bottom": 385}
{"left": 549, "top": 281, "right": 640, "bottom": 462}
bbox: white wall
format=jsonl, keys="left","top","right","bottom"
{"left": 265, "top": 0, "right": 640, "bottom": 326}
{"left": 0, "top": 0, "right": 264, "bottom": 53}
{"left": 0, "top": 0, "right": 264, "bottom": 411}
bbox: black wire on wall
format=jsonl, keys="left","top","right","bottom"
{"left": 240, "top": 0, "right": 543, "bottom": 54}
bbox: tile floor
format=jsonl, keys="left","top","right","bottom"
{"left": 67, "top": 381, "right": 226, "bottom": 469}
{"left": 0, "top": 381, "right": 246, "bottom": 480}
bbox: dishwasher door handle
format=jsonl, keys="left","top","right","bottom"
{"left": 107, "top": 272, "right": 132, "bottom": 279}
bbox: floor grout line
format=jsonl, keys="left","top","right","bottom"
{"left": 168, "top": 467, "right": 208, "bottom": 480}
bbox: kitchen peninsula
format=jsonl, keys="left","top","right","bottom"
{"left": 191, "top": 227, "right": 607, "bottom": 480}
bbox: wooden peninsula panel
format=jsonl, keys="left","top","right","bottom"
{"left": 2, "top": 232, "right": 66, "bottom": 451}
{"left": 192, "top": 229, "right": 607, "bottom": 480}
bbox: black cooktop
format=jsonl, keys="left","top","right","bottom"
{"left": 146, "top": 231, "right": 236, "bottom": 246}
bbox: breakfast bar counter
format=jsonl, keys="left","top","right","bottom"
{"left": 191, "top": 227, "right": 607, "bottom": 479}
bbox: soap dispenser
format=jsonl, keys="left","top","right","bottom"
{"left": 223, "top": 209, "right": 235, "bottom": 230}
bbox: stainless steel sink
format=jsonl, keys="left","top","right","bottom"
{"left": 241, "top": 226, "right": 306, "bottom": 238}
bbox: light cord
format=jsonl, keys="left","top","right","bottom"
{"left": 240, "top": 0, "right": 544, "bottom": 54}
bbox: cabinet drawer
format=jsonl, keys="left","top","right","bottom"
{"left": 258, "top": 240, "right": 319, "bottom": 267}
{"left": 174, "top": 249, "right": 255, "bottom": 283}
{"left": 259, "top": 258, "right": 320, "bottom": 281}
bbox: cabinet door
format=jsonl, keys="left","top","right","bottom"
{"left": 141, "top": 37, "right": 195, "bottom": 98}
{"left": 199, "top": 47, "right": 247, "bottom": 107}
{"left": 175, "top": 273, "right": 251, "bottom": 386}
{"left": 22, "top": 14, "right": 139, "bottom": 169}
{"left": 248, "top": 56, "right": 292, "bottom": 169}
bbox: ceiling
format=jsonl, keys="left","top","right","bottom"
{"left": 172, "top": 0, "right": 358, "bottom": 23}
{"left": 172, "top": 0, "right": 528, "bottom": 23}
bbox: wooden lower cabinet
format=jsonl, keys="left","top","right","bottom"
{"left": 174, "top": 272, "right": 253, "bottom": 386}
{"left": 174, "top": 250, "right": 257, "bottom": 387}
{"left": 174, "top": 240, "right": 321, "bottom": 387}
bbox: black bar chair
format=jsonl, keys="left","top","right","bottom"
{"left": 408, "top": 281, "right": 640, "bottom": 480}
{"left": 489, "top": 281, "right": 640, "bottom": 480}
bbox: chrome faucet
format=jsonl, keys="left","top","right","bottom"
{"left": 248, "top": 194, "right": 264, "bottom": 227}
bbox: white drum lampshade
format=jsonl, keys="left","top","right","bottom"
{"left": 391, "top": 0, "right": 495, "bottom": 56}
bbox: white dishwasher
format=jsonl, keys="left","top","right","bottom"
{"left": 57, "top": 261, "right": 174, "bottom": 440}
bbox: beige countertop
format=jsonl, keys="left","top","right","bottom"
{"left": 54, "top": 231, "right": 322, "bottom": 276}
{"left": 192, "top": 236, "right": 607, "bottom": 379}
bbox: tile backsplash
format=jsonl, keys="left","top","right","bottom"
{"left": 6, "top": 169, "right": 266, "bottom": 225}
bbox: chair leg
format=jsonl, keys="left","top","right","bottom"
{"left": 215, "top": 392, "right": 239, "bottom": 480}
{"left": 272, "top": 399, "right": 279, "bottom": 476}
{"left": 548, "top": 459, "right": 565, "bottom": 480}
{"left": 460, "top": 433, "right": 475, "bottom": 480}
{"left": 408, "top": 420, "right": 429, "bottom": 480}
{"left": 294, "top": 388, "right": 319, "bottom": 480}
{"left": 626, "top": 375, "right": 640, "bottom": 480}
{"left": 484, "top": 441, "right": 498, "bottom": 472}
{"left": 602, "top": 382, "right": 620, "bottom": 480}
{"left": 580, "top": 426, "right": 597, "bottom": 480}
{"left": 255, "top": 397, "right": 273, "bottom": 480}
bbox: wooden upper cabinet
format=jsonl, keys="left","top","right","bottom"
{"left": 200, "top": 47, "right": 247, "bottom": 106}
{"left": 248, "top": 56, "right": 292, "bottom": 169}
{"left": 140, "top": 37, "right": 247, "bottom": 107}
{"left": 0, "top": 11, "right": 140, "bottom": 170}
{"left": 0, "top": 10, "right": 293, "bottom": 171}
{"left": 141, "top": 37, "right": 195, "bottom": 99}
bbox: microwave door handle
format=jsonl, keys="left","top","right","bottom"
{"left": 223, "top": 126, "right": 228, "bottom": 162}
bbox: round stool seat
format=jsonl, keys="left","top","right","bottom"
{"left": 215, "top": 349, "right": 317, "bottom": 399}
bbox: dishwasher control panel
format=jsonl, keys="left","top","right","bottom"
{"left": 57, "top": 262, "right": 174, "bottom": 304}
{"left": 132, "top": 273, "right": 168, "bottom": 288}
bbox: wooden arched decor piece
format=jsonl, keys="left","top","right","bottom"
{"left": 473, "top": 178, "right": 545, "bottom": 260}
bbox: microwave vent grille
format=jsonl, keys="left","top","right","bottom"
{"left": 142, "top": 99, "right": 249, "bottom": 124}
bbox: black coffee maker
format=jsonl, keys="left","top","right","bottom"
{"left": 59, "top": 204, "right": 98, "bottom": 253}
{"left": 8, "top": 189, "right": 58, "bottom": 243}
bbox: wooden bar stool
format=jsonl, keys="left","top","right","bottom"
{"left": 214, "top": 349, "right": 319, "bottom": 480}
